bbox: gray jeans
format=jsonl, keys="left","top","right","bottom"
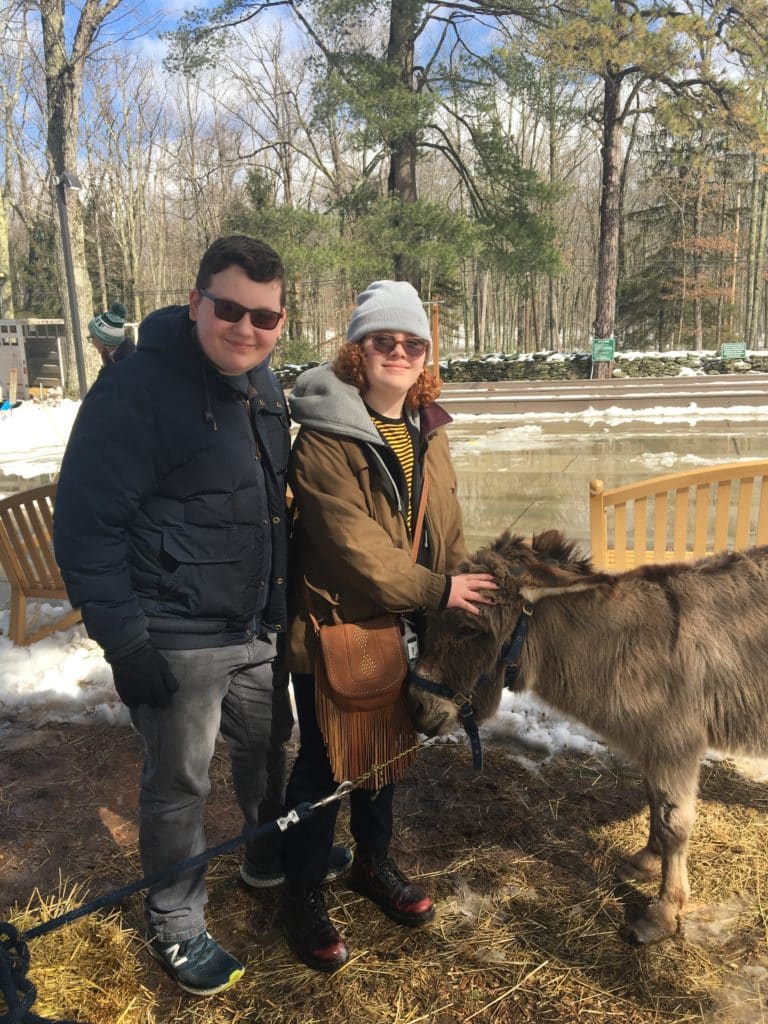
{"left": 129, "top": 636, "right": 293, "bottom": 942}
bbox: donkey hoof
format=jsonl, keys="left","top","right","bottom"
{"left": 622, "top": 904, "right": 679, "bottom": 945}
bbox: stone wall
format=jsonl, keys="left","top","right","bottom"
{"left": 273, "top": 350, "right": 768, "bottom": 388}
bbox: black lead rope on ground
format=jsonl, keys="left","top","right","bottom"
{"left": 0, "top": 923, "right": 77, "bottom": 1024}
{"left": 0, "top": 790, "right": 348, "bottom": 1024}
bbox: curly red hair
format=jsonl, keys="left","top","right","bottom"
{"left": 333, "top": 340, "right": 441, "bottom": 410}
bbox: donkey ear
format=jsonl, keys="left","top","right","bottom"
{"left": 530, "top": 529, "right": 593, "bottom": 574}
{"left": 530, "top": 529, "right": 570, "bottom": 561}
{"left": 522, "top": 579, "right": 603, "bottom": 603}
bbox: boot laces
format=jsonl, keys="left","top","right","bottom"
{"left": 371, "top": 854, "right": 409, "bottom": 892}
{"left": 294, "top": 886, "right": 337, "bottom": 944}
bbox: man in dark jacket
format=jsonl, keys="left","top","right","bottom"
{"left": 54, "top": 236, "right": 296, "bottom": 996}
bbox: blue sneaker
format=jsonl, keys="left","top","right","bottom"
{"left": 148, "top": 930, "right": 244, "bottom": 995}
{"left": 240, "top": 843, "right": 353, "bottom": 889}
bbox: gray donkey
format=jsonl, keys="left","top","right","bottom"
{"left": 409, "top": 529, "right": 768, "bottom": 944}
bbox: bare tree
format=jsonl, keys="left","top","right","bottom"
{"left": 85, "top": 53, "right": 167, "bottom": 321}
{"left": 0, "top": 1, "right": 31, "bottom": 318}
{"left": 34, "top": 0, "right": 124, "bottom": 395}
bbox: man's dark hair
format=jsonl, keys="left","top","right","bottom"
{"left": 196, "top": 235, "right": 286, "bottom": 305}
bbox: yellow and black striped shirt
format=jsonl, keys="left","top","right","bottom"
{"left": 370, "top": 412, "right": 415, "bottom": 525}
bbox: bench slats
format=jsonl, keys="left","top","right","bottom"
{"left": 713, "top": 479, "right": 731, "bottom": 552}
{"left": 758, "top": 480, "right": 768, "bottom": 545}
{"left": 693, "top": 483, "right": 709, "bottom": 557}
{"left": 735, "top": 478, "right": 754, "bottom": 549}
{"left": 29, "top": 498, "right": 61, "bottom": 586}
{"left": 590, "top": 459, "right": 768, "bottom": 571}
{"left": 614, "top": 503, "right": 627, "bottom": 570}
{"left": 653, "top": 492, "right": 668, "bottom": 563}
{"left": 0, "top": 482, "right": 82, "bottom": 645}
{"left": 673, "top": 488, "right": 688, "bottom": 559}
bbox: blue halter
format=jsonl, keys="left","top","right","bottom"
{"left": 499, "top": 601, "right": 534, "bottom": 689}
{"left": 407, "top": 671, "right": 484, "bottom": 769}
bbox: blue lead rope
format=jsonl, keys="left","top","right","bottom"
{"left": 0, "top": 789, "right": 348, "bottom": 1024}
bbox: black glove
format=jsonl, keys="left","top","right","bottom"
{"left": 109, "top": 643, "right": 179, "bottom": 709}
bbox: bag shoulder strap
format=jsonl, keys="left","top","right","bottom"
{"left": 410, "top": 474, "right": 430, "bottom": 564}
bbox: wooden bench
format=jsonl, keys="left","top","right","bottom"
{"left": 0, "top": 482, "right": 82, "bottom": 645}
{"left": 589, "top": 459, "right": 768, "bottom": 571}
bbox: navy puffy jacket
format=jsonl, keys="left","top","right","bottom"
{"left": 53, "top": 306, "right": 290, "bottom": 655}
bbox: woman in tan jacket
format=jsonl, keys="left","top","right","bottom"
{"left": 281, "top": 281, "right": 495, "bottom": 972}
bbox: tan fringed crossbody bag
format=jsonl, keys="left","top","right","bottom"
{"left": 310, "top": 477, "right": 430, "bottom": 789}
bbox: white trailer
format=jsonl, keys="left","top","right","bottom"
{"left": 0, "top": 319, "right": 66, "bottom": 400}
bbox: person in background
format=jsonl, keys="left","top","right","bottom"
{"left": 280, "top": 280, "right": 496, "bottom": 972}
{"left": 87, "top": 301, "right": 135, "bottom": 367}
{"left": 54, "top": 235, "right": 349, "bottom": 997}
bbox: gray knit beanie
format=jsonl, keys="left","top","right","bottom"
{"left": 88, "top": 301, "right": 127, "bottom": 347}
{"left": 347, "top": 281, "right": 430, "bottom": 357}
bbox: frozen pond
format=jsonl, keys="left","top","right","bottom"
{"left": 447, "top": 415, "right": 768, "bottom": 553}
{"left": 1, "top": 400, "right": 767, "bottom": 561}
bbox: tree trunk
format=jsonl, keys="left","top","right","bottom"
{"left": 530, "top": 274, "right": 541, "bottom": 349}
{"left": 0, "top": 190, "right": 13, "bottom": 318}
{"left": 39, "top": 0, "right": 107, "bottom": 396}
{"left": 92, "top": 197, "right": 108, "bottom": 312}
{"left": 693, "top": 176, "right": 704, "bottom": 350}
{"left": 0, "top": 12, "right": 24, "bottom": 319}
{"left": 753, "top": 175, "right": 768, "bottom": 347}
{"left": 387, "top": 0, "right": 419, "bottom": 286}
{"left": 472, "top": 278, "right": 481, "bottom": 355}
{"left": 593, "top": 68, "right": 622, "bottom": 379}
{"left": 729, "top": 188, "right": 740, "bottom": 338}
{"left": 745, "top": 152, "right": 760, "bottom": 346}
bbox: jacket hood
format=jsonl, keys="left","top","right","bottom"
{"left": 138, "top": 305, "right": 199, "bottom": 373}
{"left": 289, "top": 362, "right": 383, "bottom": 444}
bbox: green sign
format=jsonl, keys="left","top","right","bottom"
{"left": 591, "top": 335, "right": 615, "bottom": 361}
{"left": 721, "top": 342, "right": 746, "bottom": 360}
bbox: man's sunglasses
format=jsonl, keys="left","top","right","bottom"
{"left": 199, "top": 287, "right": 282, "bottom": 330}
{"left": 366, "top": 334, "right": 428, "bottom": 358}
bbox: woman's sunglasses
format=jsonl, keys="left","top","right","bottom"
{"left": 199, "top": 287, "right": 282, "bottom": 330}
{"left": 367, "top": 334, "right": 428, "bottom": 358}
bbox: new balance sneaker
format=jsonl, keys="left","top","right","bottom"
{"left": 281, "top": 883, "right": 349, "bottom": 973}
{"left": 348, "top": 851, "right": 435, "bottom": 926}
{"left": 147, "top": 930, "right": 244, "bottom": 995}
{"left": 240, "top": 843, "right": 353, "bottom": 889}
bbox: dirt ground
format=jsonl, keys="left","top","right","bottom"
{"left": 2, "top": 721, "right": 768, "bottom": 1024}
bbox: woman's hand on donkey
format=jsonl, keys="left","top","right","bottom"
{"left": 447, "top": 573, "right": 497, "bottom": 614}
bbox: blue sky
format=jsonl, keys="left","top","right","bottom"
{"left": 49, "top": 0, "right": 211, "bottom": 61}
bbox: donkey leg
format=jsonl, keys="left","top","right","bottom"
{"left": 616, "top": 776, "right": 663, "bottom": 882}
{"left": 623, "top": 765, "right": 698, "bottom": 945}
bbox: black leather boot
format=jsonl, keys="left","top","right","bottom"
{"left": 349, "top": 852, "right": 435, "bottom": 926}
{"left": 281, "top": 883, "right": 349, "bottom": 972}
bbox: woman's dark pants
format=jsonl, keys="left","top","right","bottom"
{"left": 282, "top": 673, "right": 394, "bottom": 885}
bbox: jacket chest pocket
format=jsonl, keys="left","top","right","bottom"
{"left": 161, "top": 525, "right": 254, "bottom": 565}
